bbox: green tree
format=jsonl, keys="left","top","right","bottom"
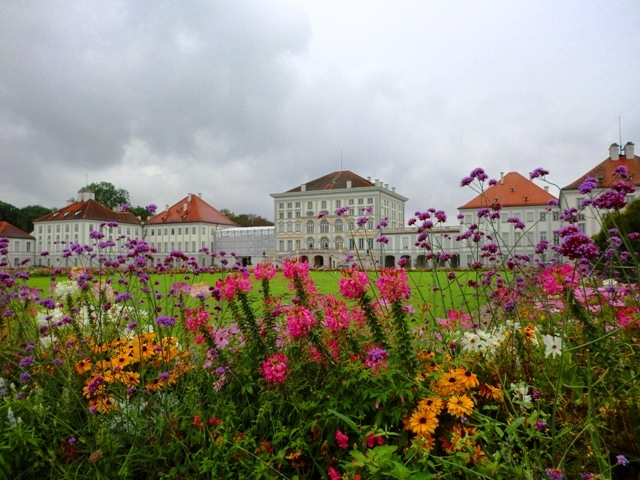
{"left": 80, "top": 182, "right": 131, "bottom": 210}
{"left": 219, "top": 209, "right": 273, "bottom": 227}
{"left": 593, "top": 197, "right": 640, "bottom": 280}
{"left": 18, "top": 205, "right": 55, "bottom": 233}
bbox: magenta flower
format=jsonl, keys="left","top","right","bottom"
{"left": 335, "top": 429, "right": 349, "bottom": 449}
{"left": 545, "top": 468, "right": 563, "bottom": 480}
{"left": 286, "top": 307, "right": 316, "bottom": 338}
{"left": 216, "top": 273, "right": 252, "bottom": 301}
{"left": 529, "top": 167, "right": 549, "bottom": 179}
{"left": 254, "top": 263, "right": 276, "bottom": 281}
{"left": 338, "top": 269, "right": 369, "bottom": 299}
{"left": 261, "top": 353, "right": 289, "bottom": 384}
{"left": 376, "top": 268, "right": 411, "bottom": 303}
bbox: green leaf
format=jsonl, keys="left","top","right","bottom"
{"left": 327, "top": 409, "right": 359, "bottom": 433}
{"left": 506, "top": 417, "right": 524, "bottom": 435}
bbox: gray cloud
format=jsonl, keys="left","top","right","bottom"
{"left": 1, "top": 0, "right": 639, "bottom": 221}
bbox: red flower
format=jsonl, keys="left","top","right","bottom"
{"left": 335, "top": 429, "right": 349, "bottom": 449}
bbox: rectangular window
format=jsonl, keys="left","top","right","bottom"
{"left": 336, "top": 199, "right": 341, "bottom": 208}
{"left": 279, "top": 240, "right": 284, "bottom": 251}
{"left": 358, "top": 238, "right": 365, "bottom": 249}
{"left": 192, "top": 242, "right": 196, "bottom": 252}
{"left": 539, "top": 212, "right": 546, "bottom": 221}
{"left": 552, "top": 212, "right": 560, "bottom": 221}
{"left": 287, "top": 240, "right": 293, "bottom": 251}
{"left": 307, "top": 201, "right": 313, "bottom": 209}
{"left": 526, "top": 212, "right": 534, "bottom": 222}
{"left": 358, "top": 198, "right": 364, "bottom": 205}
{"left": 287, "top": 202, "right": 292, "bottom": 208}
{"left": 279, "top": 203, "right": 284, "bottom": 209}
{"left": 540, "top": 231, "right": 547, "bottom": 241}
{"left": 349, "top": 239, "right": 355, "bottom": 250}
{"left": 192, "top": 227, "right": 196, "bottom": 234}
{"left": 367, "top": 198, "right": 373, "bottom": 204}
{"left": 348, "top": 199, "right": 354, "bottom": 205}
{"left": 178, "top": 228, "right": 182, "bottom": 235}
{"left": 321, "top": 200, "right": 327, "bottom": 208}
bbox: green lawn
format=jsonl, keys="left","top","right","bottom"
{"left": 26, "top": 269, "right": 488, "bottom": 319}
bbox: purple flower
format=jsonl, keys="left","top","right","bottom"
{"left": 156, "top": 315, "right": 175, "bottom": 328}
{"left": 19, "top": 356, "right": 35, "bottom": 368}
{"left": 614, "top": 165, "right": 629, "bottom": 178}
{"left": 146, "top": 204, "right": 157, "bottom": 214}
{"left": 356, "top": 216, "right": 369, "bottom": 227}
{"left": 376, "top": 236, "right": 389, "bottom": 244}
{"left": 115, "top": 292, "right": 132, "bottom": 303}
{"left": 534, "top": 420, "right": 547, "bottom": 431}
{"left": 616, "top": 455, "right": 629, "bottom": 466}
{"left": 545, "top": 468, "right": 564, "bottom": 480}
{"left": 335, "top": 206, "right": 349, "bottom": 216}
{"left": 89, "top": 230, "right": 104, "bottom": 240}
{"left": 578, "top": 177, "right": 598, "bottom": 194}
{"left": 19, "top": 371, "right": 31, "bottom": 383}
{"left": 530, "top": 167, "right": 549, "bottom": 179}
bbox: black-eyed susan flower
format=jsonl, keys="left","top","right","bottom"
{"left": 453, "top": 368, "right": 479, "bottom": 390}
{"left": 446, "top": 395, "right": 474, "bottom": 418}
{"left": 407, "top": 410, "right": 439, "bottom": 436}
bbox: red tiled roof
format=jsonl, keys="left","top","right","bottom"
{"left": 286, "top": 171, "right": 374, "bottom": 192}
{"left": 34, "top": 199, "right": 142, "bottom": 224}
{"left": 147, "top": 194, "right": 239, "bottom": 226}
{"left": 458, "top": 172, "right": 557, "bottom": 210}
{"left": 0, "top": 221, "right": 34, "bottom": 239}
{"left": 562, "top": 154, "right": 640, "bottom": 190}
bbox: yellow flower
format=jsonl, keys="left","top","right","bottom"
{"left": 446, "top": 395, "right": 474, "bottom": 418}
{"left": 479, "top": 383, "right": 504, "bottom": 401}
{"left": 417, "top": 397, "right": 444, "bottom": 415}
{"left": 74, "top": 358, "right": 93, "bottom": 375}
{"left": 453, "top": 368, "right": 479, "bottom": 390}
{"left": 433, "top": 368, "right": 466, "bottom": 396}
{"left": 407, "top": 410, "right": 439, "bottom": 436}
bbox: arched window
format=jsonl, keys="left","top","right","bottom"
{"left": 334, "top": 219, "right": 343, "bottom": 232}
{"left": 320, "top": 220, "right": 329, "bottom": 233}
{"left": 320, "top": 237, "right": 330, "bottom": 249}
{"left": 306, "top": 221, "right": 315, "bottom": 234}
{"left": 306, "top": 237, "right": 315, "bottom": 250}
{"left": 334, "top": 236, "right": 344, "bottom": 250}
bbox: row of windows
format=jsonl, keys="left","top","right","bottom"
{"left": 278, "top": 198, "right": 376, "bottom": 210}
{"left": 38, "top": 224, "right": 139, "bottom": 235}
{"left": 149, "top": 226, "right": 211, "bottom": 236}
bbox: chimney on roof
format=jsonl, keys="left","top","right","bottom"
{"left": 610, "top": 143, "right": 620, "bottom": 160}
{"left": 367, "top": 176, "right": 372, "bottom": 182}
{"left": 78, "top": 190, "right": 95, "bottom": 202}
{"left": 625, "top": 142, "right": 635, "bottom": 159}
{"left": 183, "top": 203, "right": 188, "bottom": 212}
{"left": 301, "top": 184, "right": 306, "bottom": 192}
{"left": 384, "top": 183, "right": 388, "bottom": 189}
{"left": 375, "top": 178, "right": 379, "bottom": 186}
{"left": 165, "top": 205, "right": 169, "bottom": 211}
{"left": 346, "top": 181, "right": 352, "bottom": 188}
{"left": 392, "top": 187, "right": 396, "bottom": 192}
{"left": 500, "top": 172, "right": 504, "bottom": 184}
{"left": 544, "top": 186, "right": 549, "bottom": 192}
{"left": 188, "top": 193, "right": 192, "bottom": 202}
{"left": 198, "top": 193, "right": 202, "bottom": 198}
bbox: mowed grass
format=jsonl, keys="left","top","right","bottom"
{"left": 26, "top": 269, "right": 488, "bottom": 319}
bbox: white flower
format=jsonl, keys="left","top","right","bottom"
{"left": 510, "top": 383, "right": 532, "bottom": 407}
{"left": 541, "top": 334, "right": 563, "bottom": 358}
{"left": 460, "top": 331, "right": 483, "bottom": 352}
{"left": 53, "top": 281, "right": 79, "bottom": 299}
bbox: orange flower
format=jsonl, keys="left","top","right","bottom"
{"left": 407, "top": 410, "right": 439, "bottom": 436}
{"left": 446, "top": 395, "right": 474, "bottom": 417}
{"left": 115, "top": 370, "right": 140, "bottom": 388}
{"left": 89, "top": 395, "right": 117, "bottom": 413}
{"left": 417, "top": 397, "right": 444, "bottom": 415}
{"left": 74, "top": 358, "right": 93, "bottom": 375}
{"left": 433, "top": 368, "right": 466, "bottom": 396}
{"left": 453, "top": 368, "right": 479, "bottom": 390}
{"left": 479, "top": 383, "right": 504, "bottom": 401}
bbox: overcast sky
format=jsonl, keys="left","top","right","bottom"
{"left": 1, "top": 1, "right": 639, "bottom": 223}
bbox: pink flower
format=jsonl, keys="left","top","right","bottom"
{"left": 216, "top": 273, "right": 252, "bottom": 301}
{"left": 338, "top": 268, "right": 369, "bottom": 299}
{"left": 376, "top": 268, "right": 411, "bottom": 303}
{"left": 286, "top": 307, "right": 317, "bottom": 338}
{"left": 335, "top": 429, "right": 349, "bottom": 449}
{"left": 366, "top": 433, "right": 385, "bottom": 448}
{"left": 184, "top": 307, "right": 209, "bottom": 332}
{"left": 261, "top": 353, "right": 289, "bottom": 384}
{"left": 328, "top": 466, "right": 341, "bottom": 480}
{"left": 254, "top": 263, "right": 276, "bottom": 281}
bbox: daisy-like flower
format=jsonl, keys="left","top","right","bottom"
{"left": 417, "top": 397, "right": 444, "bottom": 415}
{"left": 541, "top": 334, "right": 563, "bottom": 358}
{"left": 446, "top": 395, "right": 474, "bottom": 418}
{"left": 407, "top": 410, "right": 439, "bottom": 436}
{"left": 453, "top": 368, "right": 479, "bottom": 390}
{"left": 433, "top": 368, "right": 467, "bottom": 396}
{"left": 460, "top": 331, "right": 484, "bottom": 352}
